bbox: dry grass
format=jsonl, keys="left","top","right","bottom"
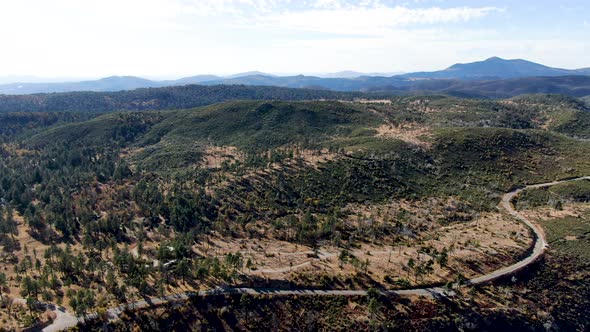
{"left": 1, "top": 143, "right": 35, "bottom": 157}
{"left": 202, "top": 146, "right": 244, "bottom": 169}
{"left": 192, "top": 209, "right": 531, "bottom": 286}
{"left": 374, "top": 123, "right": 432, "bottom": 148}
{"left": 0, "top": 194, "right": 537, "bottom": 326}
{"left": 288, "top": 148, "right": 339, "bottom": 168}
{"left": 519, "top": 203, "right": 589, "bottom": 222}
{"left": 354, "top": 99, "right": 392, "bottom": 104}
{"left": 0, "top": 214, "right": 76, "bottom": 330}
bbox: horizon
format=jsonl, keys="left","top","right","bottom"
{"left": 2, "top": 2, "right": 590, "bottom": 330}
{"left": 1, "top": 56, "right": 588, "bottom": 84}
{"left": 0, "top": 70, "right": 407, "bottom": 83}
{"left": 1, "top": 0, "right": 589, "bottom": 78}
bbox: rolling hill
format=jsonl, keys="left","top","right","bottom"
{"left": 0, "top": 85, "right": 371, "bottom": 114}
{"left": 1, "top": 57, "right": 588, "bottom": 95}
{"left": 0, "top": 76, "right": 162, "bottom": 94}
{"left": 3, "top": 95, "right": 590, "bottom": 331}
{"left": 1, "top": 78, "right": 590, "bottom": 117}
{"left": 21, "top": 97, "right": 590, "bottom": 215}
{"left": 367, "top": 75, "right": 590, "bottom": 98}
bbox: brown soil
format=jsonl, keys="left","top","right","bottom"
{"left": 374, "top": 123, "right": 432, "bottom": 148}
{"left": 192, "top": 210, "right": 531, "bottom": 287}
{"left": 202, "top": 146, "right": 244, "bottom": 169}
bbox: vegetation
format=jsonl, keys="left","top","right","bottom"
{"left": 0, "top": 84, "right": 378, "bottom": 113}
{"left": 1, "top": 93, "right": 590, "bottom": 329}
{"left": 137, "top": 101, "right": 382, "bottom": 151}
{"left": 538, "top": 211, "right": 590, "bottom": 261}
{"left": 80, "top": 197, "right": 590, "bottom": 332}
{"left": 514, "top": 179, "right": 590, "bottom": 210}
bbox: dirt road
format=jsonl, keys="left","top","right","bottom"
{"left": 41, "top": 176, "right": 590, "bottom": 331}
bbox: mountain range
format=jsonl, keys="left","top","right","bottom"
{"left": 0, "top": 57, "right": 589, "bottom": 95}
{"left": 400, "top": 57, "right": 590, "bottom": 80}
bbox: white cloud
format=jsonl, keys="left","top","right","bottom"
{"left": 0, "top": 0, "right": 585, "bottom": 77}
{"left": 255, "top": 5, "right": 501, "bottom": 35}
{"left": 0, "top": 1, "right": 501, "bottom": 38}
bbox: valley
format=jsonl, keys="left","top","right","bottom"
{"left": 0, "top": 94, "right": 590, "bottom": 330}
{"left": 2, "top": 0, "right": 589, "bottom": 329}
{"left": 64, "top": 177, "right": 590, "bottom": 331}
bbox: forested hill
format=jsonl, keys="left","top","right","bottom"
{"left": 2, "top": 79, "right": 590, "bottom": 116}
{"left": 0, "top": 84, "right": 373, "bottom": 113}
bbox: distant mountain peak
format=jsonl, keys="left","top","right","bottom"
{"left": 405, "top": 57, "right": 586, "bottom": 80}
{"left": 448, "top": 57, "right": 519, "bottom": 69}
{"left": 99, "top": 75, "right": 150, "bottom": 81}
{"left": 0, "top": 57, "right": 588, "bottom": 95}
{"left": 227, "top": 71, "right": 276, "bottom": 78}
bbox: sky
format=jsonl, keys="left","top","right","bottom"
{"left": 0, "top": 0, "right": 588, "bottom": 79}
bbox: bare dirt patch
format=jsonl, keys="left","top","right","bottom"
{"left": 374, "top": 123, "right": 432, "bottom": 148}
{"left": 345, "top": 196, "right": 473, "bottom": 234}
{"left": 1, "top": 143, "right": 35, "bottom": 157}
{"left": 518, "top": 203, "right": 590, "bottom": 242}
{"left": 519, "top": 203, "right": 590, "bottom": 222}
{"left": 192, "top": 209, "right": 531, "bottom": 288}
{"left": 340, "top": 99, "right": 392, "bottom": 105}
{"left": 355, "top": 99, "right": 392, "bottom": 104}
{"left": 202, "top": 146, "right": 244, "bottom": 169}
{"left": 0, "top": 214, "right": 70, "bottom": 330}
{"left": 289, "top": 148, "right": 339, "bottom": 168}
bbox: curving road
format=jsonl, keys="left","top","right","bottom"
{"left": 41, "top": 176, "right": 590, "bottom": 331}
{"left": 468, "top": 175, "right": 589, "bottom": 285}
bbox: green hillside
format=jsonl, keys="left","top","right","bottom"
{"left": 138, "top": 101, "right": 382, "bottom": 151}
{"left": 25, "top": 98, "right": 590, "bottom": 212}
{"left": 0, "top": 85, "right": 374, "bottom": 113}
{"left": 2, "top": 94, "right": 590, "bottom": 330}
{"left": 432, "top": 128, "right": 590, "bottom": 206}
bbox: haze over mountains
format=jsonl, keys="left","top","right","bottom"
{"left": 1, "top": 57, "right": 589, "bottom": 96}
{"left": 400, "top": 57, "right": 590, "bottom": 80}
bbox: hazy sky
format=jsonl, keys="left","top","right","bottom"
{"left": 0, "top": 0, "right": 588, "bottom": 78}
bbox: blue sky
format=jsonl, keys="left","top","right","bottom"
{"left": 0, "top": 0, "right": 588, "bottom": 78}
